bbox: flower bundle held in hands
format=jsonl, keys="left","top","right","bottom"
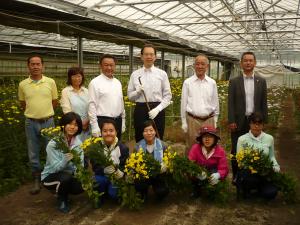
{"left": 41, "top": 128, "right": 101, "bottom": 207}
{"left": 235, "top": 144, "right": 273, "bottom": 176}
{"left": 235, "top": 144, "right": 298, "bottom": 203}
{"left": 119, "top": 150, "right": 161, "bottom": 209}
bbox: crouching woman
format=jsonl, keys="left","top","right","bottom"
{"left": 188, "top": 125, "right": 229, "bottom": 198}
{"left": 41, "top": 112, "right": 84, "bottom": 213}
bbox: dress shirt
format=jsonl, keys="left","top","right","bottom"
{"left": 243, "top": 72, "right": 255, "bottom": 116}
{"left": 60, "top": 85, "right": 88, "bottom": 118}
{"left": 181, "top": 74, "right": 219, "bottom": 125}
{"left": 88, "top": 74, "right": 125, "bottom": 133}
{"left": 127, "top": 65, "right": 172, "bottom": 111}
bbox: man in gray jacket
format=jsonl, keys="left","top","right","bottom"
{"left": 228, "top": 51, "right": 268, "bottom": 183}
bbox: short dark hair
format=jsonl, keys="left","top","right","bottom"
{"left": 241, "top": 51, "right": 256, "bottom": 61}
{"left": 67, "top": 67, "right": 85, "bottom": 86}
{"left": 27, "top": 55, "right": 44, "bottom": 65}
{"left": 100, "top": 119, "right": 117, "bottom": 133}
{"left": 141, "top": 44, "right": 157, "bottom": 55}
{"left": 142, "top": 120, "right": 156, "bottom": 132}
{"left": 99, "top": 54, "right": 117, "bottom": 64}
{"left": 59, "top": 112, "right": 83, "bottom": 136}
{"left": 249, "top": 112, "right": 264, "bottom": 124}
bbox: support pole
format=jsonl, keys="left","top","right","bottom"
{"left": 129, "top": 45, "right": 134, "bottom": 75}
{"left": 77, "top": 36, "right": 83, "bottom": 67}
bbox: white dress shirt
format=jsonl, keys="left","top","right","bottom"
{"left": 243, "top": 73, "right": 255, "bottom": 116}
{"left": 181, "top": 74, "right": 219, "bottom": 125}
{"left": 88, "top": 74, "right": 125, "bottom": 133}
{"left": 127, "top": 65, "right": 172, "bottom": 111}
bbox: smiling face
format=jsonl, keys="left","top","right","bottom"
{"left": 250, "top": 121, "right": 263, "bottom": 137}
{"left": 100, "top": 57, "right": 116, "bottom": 78}
{"left": 194, "top": 55, "right": 209, "bottom": 78}
{"left": 201, "top": 133, "right": 216, "bottom": 149}
{"left": 71, "top": 73, "right": 83, "bottom": 89}
{"left": 143, "top": 125, "right": 156, "bottom": 144}
{"left": 240, "top": 54, "right": 256, "bottom": 75}
{"left": 64, "top": 119, "right": 79, "bottom": 138}
{"left": 101, "top": 122, "right": 117, "bottom": 146}
{"left": 141, "top": 47, "right": 156, "bottom": 68}
{"left": 28, "top": 56, "right": 43, "bottom": 79}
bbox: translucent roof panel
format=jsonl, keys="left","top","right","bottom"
{"left": 10, "top": 0, "right": 300, "bottom": 59}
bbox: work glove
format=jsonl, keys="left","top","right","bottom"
{"left": 64, "top": 153, "right": 73, "bottom": 162}
{"left": 181, "top": 120, "right": 188, "bottom": 133}
{"left": 273, "top": 165, "right": 280, "bottom": 173}
{"left": 104, "top": 165, "right": 116, "bottom": 175}
{"left": 114, "top": 169, "right": 124, "bottom": 179}
{"left": 209, "top": 172, "right": 220, "bottom": 185}
{"left": 160, "top": 163, "right": 167, "bottom": 173}
{"left": 149, "top": 107, "right": 160, "bottom": 120}
{"left": 122, "top": 119, "right": 126, "bottom": 133}
{"left": 196, "top": 171, "right": 207, "bottom": 181}
{"left": 136, "top": 84, "right": 144, "bottom": 94}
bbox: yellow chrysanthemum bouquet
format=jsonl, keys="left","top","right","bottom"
{"left": 235, "top": 144, "right": 273, "bottom": 176}
{"left": 234, "top": 144, "right": 298, "bottom": 203}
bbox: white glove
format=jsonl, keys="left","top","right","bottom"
{"left": 273, "top": 165, "right": 280, "bottom": 173}
{"left": 209, "top": 172, "right": 220, "bottom": 185}
{"left": 104, "top": 165, "right": 116, "bottom": 175}
{"left": 136, "top": 84, "right": 144, "bottom": 94}
{"left": 64, "top": 153, "right": 73, "bottom": 162}
{"left": 196, "top": 171, "right": 207, "bottom": 181}
{"left": 122, "top": 119, "right": 126, "bottom": 133}
{"left": 114, "top": 169, "right": 124, "bottom": 179}
{"left": 149, "top": 107, "right": 160, "bottom": 120}
{"left": 181, "top": 120, "right": 188, "bottom": 133}
{"left": 161, "top": 163, "right": 167, "bottom": 173}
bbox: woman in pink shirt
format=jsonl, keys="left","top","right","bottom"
{"left": 188, "top": 125, "right": 229, "bottom": 198}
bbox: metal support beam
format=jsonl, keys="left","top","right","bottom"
{"left": 161, "top": 50, "right": 165, "bottom": 71}
{"left": 182, "top": 54, "right": 186, "bottom": 79}
{"left": 217, "top": 61, "right": 220, "bottom": 80}
{"left": 129, "top": 44, "right": 134, "bottom": 75}
{"left": 208, "top": 59, "right": 211, "bottom": 77}
{"left": 77, "top": 36, "right": 83, "bottom": 67}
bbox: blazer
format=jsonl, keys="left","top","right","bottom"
{"left": 228, "top": 73, "right": 267, "bottom": 131}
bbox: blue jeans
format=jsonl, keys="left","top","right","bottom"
{"left": 25, "top": 117, "right": 55, "bottom": 174}
{"left": 94, "top": 175, "right": 118, "bottom": 199}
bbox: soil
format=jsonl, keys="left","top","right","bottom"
{"left": 1, "top": 94, "right": 300, "bottom": 225}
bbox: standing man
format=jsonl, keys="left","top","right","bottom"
{"left": 128, "top": 44, "right": 172, "bottom": 142}
{"left": 18, "top": 55, "right": 58, "bottom": 194}
{"left": 181, "top": 54, "right": 219, "bottom": 149}
{"left": 88, "top": 54, "right": 125, "bottom": 141}
{"left": 228, "top": 51, "right": 268, "bottom": 183}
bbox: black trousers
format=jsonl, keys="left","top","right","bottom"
{"left": 236, "top": 170, "right": 278, "bottom": 200}
{"left": 42, "top": 171, "right": 83, "bottom": 199}
{"left": 231, "top": 116, "right": 250, "bottom": 179}
{"left": 97, "top": 116, "right": 122, "bottom": 141}
{"left": 134, "top": 102, "right": 165, "bottom": 142}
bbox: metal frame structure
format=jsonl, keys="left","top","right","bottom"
{"left": 1, "top": 0, "right": 300, "bottom": 64}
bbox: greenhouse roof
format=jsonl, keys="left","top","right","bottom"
{"left": 1, "top": 0, "right": 300, "bottom": 61}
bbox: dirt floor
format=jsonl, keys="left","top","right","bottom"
{"left": 1, "top": 94, "right": 300, "bottom": 225}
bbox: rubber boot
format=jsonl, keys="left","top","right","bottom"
{"left": 57, "top": 195, "right": 69, "bottom": 213}
{"left": 30, "top": 173, "right": 41, "bottom": 195}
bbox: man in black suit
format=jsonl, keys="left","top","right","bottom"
{"left": 228, "top": 52, "right": 268, "bottom": 183}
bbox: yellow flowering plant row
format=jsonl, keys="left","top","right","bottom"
{"left": 234, "top": 144, "right": 298, "bottom": 203}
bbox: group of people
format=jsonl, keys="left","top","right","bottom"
{"left": 18, "top": 45, "right": 281, "bottom": 213}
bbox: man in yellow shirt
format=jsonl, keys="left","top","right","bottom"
{"left": 18, "top": 55, "right": 58, "bottom": 194}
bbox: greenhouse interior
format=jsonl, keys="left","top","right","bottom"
{"left": 1, "top": 0, "right": 300, "bottom": 224}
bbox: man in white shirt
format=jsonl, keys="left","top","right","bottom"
{"left": 88, "top": 54, "right": 125, "bottom": 141}
{"left": 181, "top": 54, "right": 219, "bottom": 149}
{"left": 128, "top": 44, "right": 172, "bottom": 142}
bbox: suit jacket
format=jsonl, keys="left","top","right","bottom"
{"left": 228, "top": 72, "right": 267, "bottom": 131}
